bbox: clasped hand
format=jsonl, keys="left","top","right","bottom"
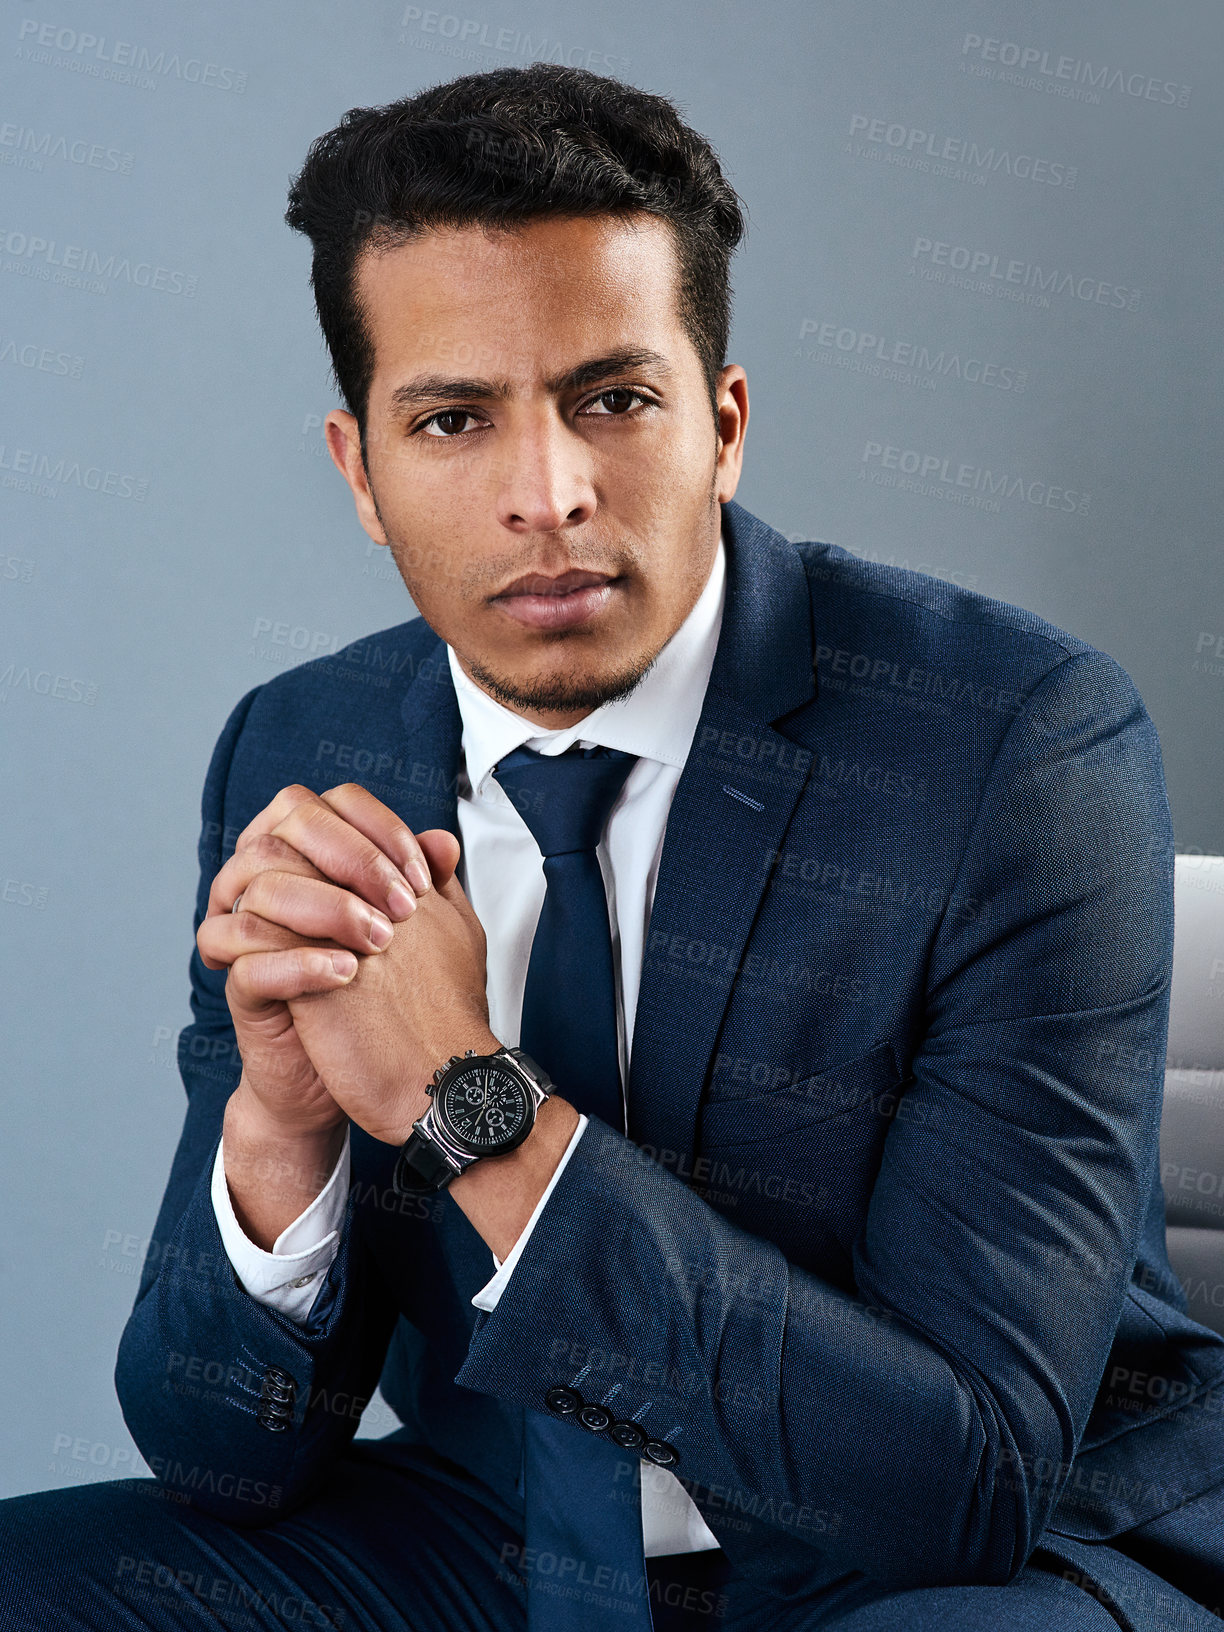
{"left": 196, "top": 782, "right": 499, "bottom": 1147}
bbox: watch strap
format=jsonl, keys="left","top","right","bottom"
{"left": 502, "top": 1044, "right": 555, "bottom": 1098}
{"left": 393, "top": 1124, "right": 462, "bottom": 1194}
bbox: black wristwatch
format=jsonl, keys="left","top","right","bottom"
{"left": 392, "top": 1045, "right": 555, "bottom": 1194}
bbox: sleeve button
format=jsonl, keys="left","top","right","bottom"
{"left": 578, "top": 1404, "right": 613, "bottom": 1433}
{"left": 544, "top": 1387, "right": 581, "bottom": 1417}
{"left": 608, "top": 1420, "right": 646, "bottom": 1451}
{"left": 643, "top": 1439, "right": 678, "bottom": 1467}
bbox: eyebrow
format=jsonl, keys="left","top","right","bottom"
{"left": 387, "top": 347, "right": 673, "bottom": 416}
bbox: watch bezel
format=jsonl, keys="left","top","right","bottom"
{"left": 432, "top": 1055, "right": 537, "bottom": 1158}
{"left": 392, "top": 1047, "right": 554, "bottom": 1198}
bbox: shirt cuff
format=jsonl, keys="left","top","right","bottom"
{"left": 211, "top": 1127, "right": 350, "bottom": 1324}
{"left": 471, "top": 1114, "right": 589, "bottom": 1313}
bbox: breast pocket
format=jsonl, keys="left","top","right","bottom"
{"left": 698, "top": 1040, "right": 904, "bottom": 1150}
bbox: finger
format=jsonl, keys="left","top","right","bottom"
{"left": 206, "top": 831, "right": 333, "bottom": 924}
{"left": 417, "top": 829, "right": 462, "bottom": 888}
{"left": 227, "top": 946, "right": 359, "bottom": 1007}
{"left": 240, "top": 871, "right": 397, "bottom": 952}
{"left": 199, "top": 879, "right": 394, "bottom": 970}
{"left": 234, "top": 783, "right": 432, "bottom": 901}
{"left": 201, "top": 907, "right": 308, "bottom": 973}
{"left": 232, "top": 784, "right": 329, "bottom": 854}
{"left": 262, "top": 797, "right": 418, "bottom": 922}
{"left": 319, "top": 784, "right": 435, "bottom": 895}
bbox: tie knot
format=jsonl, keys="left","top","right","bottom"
{"left": 491, "top": 743, "right": 637, "bottom": 858}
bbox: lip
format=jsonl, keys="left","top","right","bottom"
{"left": 491, "top": 569, "right": 619, "bottom": 631}
{"left": 497, "top": 568, "right": 613, "bottom": 597}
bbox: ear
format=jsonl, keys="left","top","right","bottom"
{"left": 325, "top": 408, "right": 389, "bottom": 547}
{"left": 713, "top": 364, "right": 749, "bottom": 505}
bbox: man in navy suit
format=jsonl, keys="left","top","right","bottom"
{"left": 5, "top": 60, "right": 1224, "bottom": 1632}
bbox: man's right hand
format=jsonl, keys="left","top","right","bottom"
{"left": 195, "top": 782, "right": 459, "bottom": 1245}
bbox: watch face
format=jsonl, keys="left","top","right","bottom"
{"left": 436, "top": 1063, "right": 532, "bottom": 1153}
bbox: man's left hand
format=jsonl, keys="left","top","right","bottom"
{"left": 203, "top": 782, "right": 502, "bottom": 1146}
{"left": 287, "top": 850, "right": 501, "bottom": 1145}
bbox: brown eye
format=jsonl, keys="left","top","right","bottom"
{"left": 421, "top": 409, "right": 481, "bottom": 438}
{"left": 582, "top": 388, "right": 650, "bottom": 417}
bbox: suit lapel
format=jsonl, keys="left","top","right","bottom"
{"left": 393, "top": 501, "right": 818, "bottom": 1167}
{"left": 626, "top": 501, "right": 816, "bottom": 1159}
{"left": 397, "top": 646, "right": 463, "bottom": 842}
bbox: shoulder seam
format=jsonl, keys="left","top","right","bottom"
{"left": 793, "top": 542, "right": 1085, "bottom": 655}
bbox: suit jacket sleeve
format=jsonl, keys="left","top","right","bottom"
{"left": 472, "top": 1114, "right": 589, "bottom": 1311}
{"left": 452, "top": 648, "right": 1176, "bottom": 1590}
{"left": 113, "top": 686, "right": 398, "bottom": 1526}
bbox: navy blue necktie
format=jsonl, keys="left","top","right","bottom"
{"left": 492, "top": 743, "right": 655, "bottom": 1632}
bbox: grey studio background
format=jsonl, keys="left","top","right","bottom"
{"left": 1, "top": 0, "right": 1221, "bottom": 1500}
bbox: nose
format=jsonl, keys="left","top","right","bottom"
{"left": 495, "top": 410, "right": 596, "bottom": 534}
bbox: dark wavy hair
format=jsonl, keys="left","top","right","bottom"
{"left": 285, "top": 64, "right": 747, "bottom": 448}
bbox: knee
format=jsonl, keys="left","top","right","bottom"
{"left": 0, "top": 1479, "right": 183, "bottom": 1625}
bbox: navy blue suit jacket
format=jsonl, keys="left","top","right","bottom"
{"left": 116, "top": 500, "right": 1224, "bottom": 1600}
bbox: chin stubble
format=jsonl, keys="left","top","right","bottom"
{"left": 462, "top": 640, "right": 661, "bottom": 716}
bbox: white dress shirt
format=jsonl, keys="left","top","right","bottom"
{"left": 211, "top": 527, "right": 728, "bottom": 1555}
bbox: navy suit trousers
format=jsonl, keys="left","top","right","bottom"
{"left": 2, "top": 1435, "right": 1221, "bottom": 1631}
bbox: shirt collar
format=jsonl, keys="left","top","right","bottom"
{"left": 447, "top": 526, "right": 727, "bottom": 802}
